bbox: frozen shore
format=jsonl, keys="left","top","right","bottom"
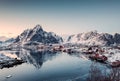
{"left": 0, "top": 53, "right": 24, "bottom": 69}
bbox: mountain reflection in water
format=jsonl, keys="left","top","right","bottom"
{"left": 0, "top": 49, "right": 109, "bottom": 81}
{"left": 10, "top": 49, "right": 58, "bottom": 69}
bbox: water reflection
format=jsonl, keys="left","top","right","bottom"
{"left": 0, "top": 49, "right": 108, "bottom": 70}
{"left": 0, "top": 49, "right": 108, "bottom": 81}
{"left": 4, "top": 49, "right": 58, "bottom": 69}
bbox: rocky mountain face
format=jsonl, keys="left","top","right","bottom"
{"left": 0, "top": 38, "right": 15, "bottom": 47}
{"left": 64, "top": 31, "right": 120, "bottom": 46}
{"left": 6, "top": 24, "right": 120, "bottom": 47}
{"left": 114, "top": 33, "right": 120, "bottom": 44}
{"left": 14, "top": 25, "right": 63, "bottom": 45}
{"left": 5, "top": 38, "right": 15, "bottom": 43}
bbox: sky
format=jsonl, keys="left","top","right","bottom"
{"left": 0, "top": 0, "right": 120, "bottom": 37}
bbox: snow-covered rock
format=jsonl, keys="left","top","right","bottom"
{"left": 64, "top": 31, "right": 117, "bottom": 46}
{"left": 13, "top": 25, "right": 63, "bottom": 46}
{"left": 114, "top": 33, "right": 120, "bottom": 44}
{"left": 0, "top": 53, "right": 14, "bottom": 62}
{"left": 5, "top": 38, "right": 15, "bottom": 43}
{"left": 107, "top": 53, "right": 120, "bottom": 62}
{"left": 0, "top": 38, "right": 15, "bottom": 47}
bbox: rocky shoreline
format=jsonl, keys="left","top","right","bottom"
{"left": 0, "top": 53, "right": 24, "bottom": 69}
{"left": 0, "top": 44, "right": 120, "bottom": 69}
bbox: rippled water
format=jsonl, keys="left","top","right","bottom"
{"left": 0, "top": 49, "right": 107, "bottom": 81}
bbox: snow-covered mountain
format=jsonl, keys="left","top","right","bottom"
{"left": 5, "top": 38, "right": 15, "bottom": 43}
{"left": 114, "top": 33, "right": 120, "bottom": 44}
{"left": 13, "top": 25, "right": 63, "bottom": 46}
{"left": 3, "top": 24, "right": 120, "bottom": 47}
{"left": 0, "top": 38, "right": 15, "bottom": 47}
{"left": 64, "top": 31, "right": 120, "bottom": 46}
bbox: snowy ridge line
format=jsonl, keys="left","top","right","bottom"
{"left": 63, "top": 30, "right": 120, "bottom": 46}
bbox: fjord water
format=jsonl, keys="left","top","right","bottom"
{"left": 0, "top": 50, "right": 107, "bottom": 81}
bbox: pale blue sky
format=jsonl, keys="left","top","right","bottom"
{"left": 0, "top": 0, "right": 120, "bottom": 37}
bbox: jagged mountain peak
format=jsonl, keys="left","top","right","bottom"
{"left": 33, "top": 24, "right": 43, "bottom": 32}
{"left": 64, "top": 31, "right": 119, "bottom": 46}
{"left": 84, "top": 30, "right": 98, "bottom": 34}
{"left": 14, "top": 25, "right": 63, "bottom": 45}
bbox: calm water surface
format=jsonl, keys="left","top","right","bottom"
{"left": 0, "top": 49, "right": 107, "bottom": 81}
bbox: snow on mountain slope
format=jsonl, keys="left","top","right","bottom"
{"left": 14, "top": 25, "right": 63, "bottom": 45}
{"left": 64, "top": 31, "right": 117, "bottom": 46}
{"left": 60, "top": 34, "right": 70, "bottom": 43}
{"left": 5, "top": 38, "right": 15, "bottom": 43}
{"left": 0, "top": 38, "right": 15, "bottom": 47}
{"left": 114, "top": 33, "right": 120, "bottom": 44}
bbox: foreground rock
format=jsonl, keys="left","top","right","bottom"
{"left": 0, "top": 53, "right": 24, "bottom": 69}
